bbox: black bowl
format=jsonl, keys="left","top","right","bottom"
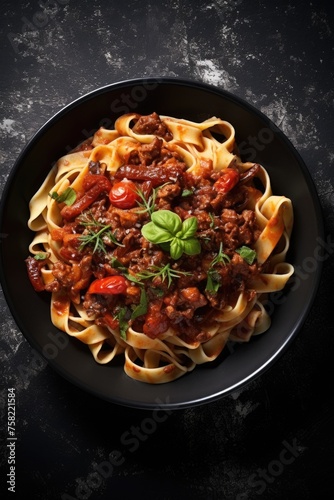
{"left": 0, "top": 78, "right": 324, "bottom": 409}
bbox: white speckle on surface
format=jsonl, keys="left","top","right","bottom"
{"left": 103, "top": 51, "right": 126, "bottom": 70}
{"left": 311, "top": 9, "right": 332, "bottom": 38}
{"left": 194, "top": 59, "right": 239, "bottom": 91}
{"left": 0, "top": 118, "right": 16, "bottom": 135}
{"left": 104, "top": 51, "right": 113, "bottom": 65}
{"left": 235, "top": 400, "right": 260, "bottom": 417}
{"left": 260, "top": 98, "right": 321, "bottom": 151}
{"left": 0, "top": 318, "right": 23, "bottom": 355}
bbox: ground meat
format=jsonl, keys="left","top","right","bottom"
{"left": 132, "top": 112, "right": 173, "bottom": 141}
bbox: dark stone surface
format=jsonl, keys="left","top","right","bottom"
{"left": 0, "top": 1, "right": 333, "bottom": 499}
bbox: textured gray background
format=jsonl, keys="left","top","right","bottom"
{"left": 1, "top": 1, "right": 333, "bottom": 499}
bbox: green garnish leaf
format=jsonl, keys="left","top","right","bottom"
{"left": 141, "top": 209, "right": 201, "bottom": 260}
{"left": 182, "top": 237, "right": 201, "bottom": 256}
{"left": 115, "top": 307, "right": 129, "bottom": 340}
{"left": 236, "top": 246, "right": 257, "bottom": 265}
{"left": 178, "top": 216, "right": 198, "bottom": 239}
{"left": 34, "top": 252, "right": 49, "bottom": 260}
{"left": 152, "top": 210, "right": 182, "bottom": 235}
{"left": 181, "top": 189, "right": 194, "bottom": 197}
{"left": 141, "top": 221, "right": 174, "bottom": 244}
{"left": 131, "top": 288, "right": 148, "bottom": 321}
{"left": 49, "top": 187, "right": 76, "bottom": 206}
{"left": 206, "top": 271, "right": 221, "bottom": 294}
{"left": 205, "top": 243, "right": 230, "bottom": 293}
{"left": 170, "top": 238, "right": 184, "bottom": 260}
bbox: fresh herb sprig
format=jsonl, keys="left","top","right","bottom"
{"left": 135, "top": 263, "right": 192, "bottom": 288}
{"left": 78, "top": 214, "right": 123, "bottom": 253}
{"left": 135, "top": 183, "right": 171, "bottom": 216}
{"left": 205, "top": 243, "right": 230, "bottom": 293}
{"left": 141, "top": 210, "right": 201, "bottom": 260}
{"left": 110, "top": 258, "right": 191, "bottom": 289}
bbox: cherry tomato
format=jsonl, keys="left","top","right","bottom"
{"left": 214, "top": 169, "right": 240, "bottom": 194}
{"left": 88, "top": 276, "right": 127, "bottom": 295}
{"left": 109, "top": 180, "right": 140, "bottom": 209}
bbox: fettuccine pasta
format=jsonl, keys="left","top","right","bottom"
{"left": 26, "top": 112, "right": 294, "bottom": 384}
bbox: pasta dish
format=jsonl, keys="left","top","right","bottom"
{"left": 25, "top": 112, "right": 294, "bottom": 383}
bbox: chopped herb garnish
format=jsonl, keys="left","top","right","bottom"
{"left": 114, "top": 306, "right": 129, "bottom": 340}
{"left": 181, "top": 188, "right": 194, "bottom": 197}
{"left": 49, "top": 187, "right": 76, "bottom": 206}
{"left": 206, "top": 270, "right": 221, "bottom": 294}
{"left": 205, "top": 243, "right": 230, "bottom": 293}
{"left": 78, "top": 214, "right": 123, "bottom": 253}
{"left": 135, "top": 263, "right": 192, "bottom": 288}
{"left": 131, "top": 288, "right": 148, "bottom": 320}
{"left": 34, "top": 252, "right": 49, "bottom": 260}
{"left": 236, "top": 245, "right": 257, "bottom": 265}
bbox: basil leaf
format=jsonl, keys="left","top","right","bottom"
{"left": 170, "top": 238, "right": 184, "bottom": 260}
{"left": 141, "top": 221, "right": 173, "bottom": 243}
{"left": 141, "top": 208, "right": 201, "bottom": 260}
{"left": 131, "top": 289, "right": 148, "bottom": 320}
{"left": 49, "top": 187, "right": 76, "bottom": 206}
{"left": 236, "top": 246, "right": 257, "bottom": 265}
{"left": 115, "top": 307, "right": 129, "bottom": 340}
{"left": 206, "top": 270, "right": 221, "bottom": 293}
{"left": 159, "top": 241, "right": 171, "bottom": 253}
{"left": 179, "top": 217, "right": 198, "bottom": 239}
{"left": 151, "top": 210, "right": 182, "bottom": 234}
{"left": 182, "top": 238, "right": 201, "bottom": 256}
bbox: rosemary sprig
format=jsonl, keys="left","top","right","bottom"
{"left": 78, "top": 213, "right": 123, "bottom": 253}
{"left": 135, "top": 183, "right": 170, "bottom": 216}
{"left": 110, "top": 257, "right": 191, "bottom": 288}
{"left": 205, "top": 243, "right": 230, "bottom": 293}
{"left": 134, "top": 185, "right": 157, "bottom": 216}
{"left": 135, "top": 263, "right": 192, "bottom": 288}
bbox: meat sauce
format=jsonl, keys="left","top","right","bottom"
{"left": 26, "top": 112, "right": 266, "bottom": 344}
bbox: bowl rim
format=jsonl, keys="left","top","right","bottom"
{"left": 0, "top": 77, "right": 325, "bottom": 409}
